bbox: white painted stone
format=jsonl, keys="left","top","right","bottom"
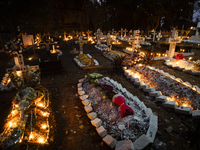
{"left": 175, "top": 106, "right": 192, "bottom": 115}
{"left": 144, "top": 87, "right": 155, "bottom": 92}
{"left": 146, "top": 124, "right": 157, "bottom": 143}
{"left": 191, "top": 70, "right": 200, "bottom": 76}
{"left": 110, "top": 79, "right": 115, "bottom": 84}
{"left": 84, "top": 105, "right": 93, "bottom": 113}
{"left": 144, "top": 108, "right": 153, "bottom": 117}
{"left": 172, "top": 65, "right": 179, "bottom": 69}
{"left": 192, "top": 110, "right": 200, "bottom": 119}
{"left": 82, "top": 99, "right": 90, "bottom": 106}
{"left": 149, "top": 91, "right": 162, "bottom": 97}
{"left": 79, "top": 78, "right": 84, "bottom": 82}
{"left": 115, "top": 140, "right": 135, "bottom": 150}
{"left": 91, "top": 118, "right": 102, "bottom": 128}
{"left": 184, "top": 68, "right": 193, "bottom": 73}
{"left": 87, "top": 112, "right": 97, "bottom": 120}
{"left": 78, "top": 87, "right": 83, "bottom": 91}
{"left": 170, "top": 75, "right": 175, "bottom": 79}
{"left": 77, "top": 83, "right": 82, "bottom": 87}
{"left": 167, "top": 64, "right": 173, "bottom": 68}
{"left": 133, "top": 134, "right": 151, "bottom": 150}
{"left": 79, "top": 95, "right": 88, "bottom": 101}
{"left": 164, "top": 62, "right": 168, "bottom": 65}
{"left": 118, "top": 84, "right": 123, "bottom": 90}
{"left": 163, "top": 101, "right": 178, "bottom": 109}
{"left": 155, "top": 95, "right": 168, "bottom": 102}
{"left": 139, "top": 84, "right": 149, "bottom": 90}
{"left": 130, "top": 76, "right": 135, "bottom": 82}
{"left": 96, "top": 126, "right": 107, "bottom": 137}
{"left": 103, "top": 135, "right": 117, "bottom": 149}
{"left": 139, "top": 102, "right": 147, "bottom": 110}
{"left": 149, "top": 114, "right": 158, "bottom": 128}
{"left": 104, "top": 77, "right": 110, "bottom": 80}
{"left": 164, "top": 73, "right": 170, "bottom": 76}
{"left": 178, "top": 67, "right": 185, "bottom": 71}
{"left": 78, "top": 90, "right": 85, "bottom": 96}
{"left": 133, "top": 78, "right": 139, "bottom": 82}
{"left": 134, "top": 81, "right": 142, "bottom": 86}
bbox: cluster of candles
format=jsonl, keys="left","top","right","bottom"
{"left": 125, "top": 64, "right": 200, "bottom": 109}
{"left": 0, "top": 88, "right": 51, "bottom": 148}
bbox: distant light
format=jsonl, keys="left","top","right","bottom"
{"left": 190, "top": 26, "right": 193, "bottom": 29}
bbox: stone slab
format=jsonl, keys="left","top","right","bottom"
{"left": 77, "top": 83, "right": 82, "bottom": 87}
{"left": 149, "top": 91, "right": 162, "bottom": 97}
{"left": 133, "top": 134, "right": 151, "bottom": 150}
{"left": 175, "top": 106, "right": 192, "bottom": 115}
{"left": 163, "top": 101, "right": 178, "bottom": 109}
{"left": 155, "top": 96, "right": 168, "bottom": 102}
{"left": 96, "top": 126, "right": 107, "bottom": 138}
{"left": 78, "top": 87, "right": 83, "bottom": 91}
{"left": 79, "top": 95, "right": 88, "bottom": 101}
{"left": 115, "top": 140, "right": 135, "bottom": 150}
{"left": 149, "top": 114, "right": 158, "bottom": 128}
{"left": 144, "top": 108, "right": 153, "bottom": 117}
{"left": 144, "top": 87, "right": 155, "bottom": 93}
{"left": 82, "top": 99, "right": 90, "bottom": 106}
{"left": 87, "top": 112, "right": 97, "bottom": 120}
{"left": 184, "top": 69, "right": 193, "bottom": 73}
{"left": 192, "top": 110, "right": 200, "bottom": 119}
{"left": 84, "top": 105, "right": 93, "bottom": 113}
{"left": 102, "top": 135, "right": 117, "bottom": 149}
{"left": 78, "top": 90, "right": 85, "bottom": 96}
{"left": 146, "top": 124, "right": 157, "bottom": 143}
{"left": 91, "top": 118, "right": 102, "bottom": 128}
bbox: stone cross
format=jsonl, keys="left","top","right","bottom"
{"left": 79, "top": 36, "right": 84, "bottom": 54}
{"left": 123, "top": 28, "right": 128, "bottom": 37}
{"left": 106, "top": 33, "right": 112, "bottom": 51}
{"left": 94, "top": 29, "right": 103, "bottom": 44}
{"left": 168, "top": 29, "right": 181, "bottom": 58}
{"left": 156, "top": 30, "right": 162, "bottom": 41}
{"left": 152, "top": 31, "right": 156, "bottom": 41}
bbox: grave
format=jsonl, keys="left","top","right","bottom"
{"left": 94, "top": 29, "right": 103, "bottom": 45}
{"left": 22, "top": 35, "right": 34, "bottom": 48}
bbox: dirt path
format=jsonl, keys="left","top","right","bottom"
{"left": 0, "top": 42, "right": 200, "bottom": 150}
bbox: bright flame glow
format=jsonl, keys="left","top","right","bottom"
{"left": 28, "top": 57, "right": 33, "bottom": 60}
{"left": 38, "top": 137, "right": 45, "bottom": 144}
{"left": 41, "top": 124, "right": 47, "bottom": 129}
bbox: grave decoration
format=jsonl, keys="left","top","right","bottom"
{"left": 0, "top": 73, "right": 15, "bottom": 92}
{"left": 94, "top": 44, "right": 108, "bottom": 51}
{"left": 77, "top": 73, "right": 158, "bottom": 149}
{"left": 124, "top": 64, "right": 200, "bottom": 117}
{"left": 103, "top": 50, "right": 128, "bottom": 62}
{"left": 164, "top": 59, "right": 200, "bottom": 76}
{"left": 4, "top": 38, "right": 24, "bottom": 56}
{"left": 0, "top": 86, "right": 51, "bottom": 149}
{"left": 22, "top": 35, "right": 34, "bottom": 48}
{"left": 106, "top": 33, "right": 112, "bottom": 51}
{"left": 111, "top": 40, "right": 122, "bottom": 45}
{"left": 74, "top": 54, "right": 99, "bottom": 68}
{"left": 94, "top": 29, "right": 103, "bottom": 45}
{"left": 35, "top": 33, "right": 41, "bottom": 46}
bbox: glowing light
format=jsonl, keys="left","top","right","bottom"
{"left": 37, "top": 103, "right": 45, "bottom": 108}
{"left": 16, "top": 71, "right": 22, "bottom": 76}
{"left": 41, "top": 124, "right": 47, "bottom": 129}
{"left": 28, "top": 57, "right": 33, "bottom": 60}
{"left": 9, "top": 121, "right": 12, "bottom": 127}
{"left": 189, "top": 57, "right": 192, "bottom": 61}
{"left": 38, "top": 137, "right": 45, "bottom": 144}
{"left": 190, "top": 26, "right": 193, "bottom": 29}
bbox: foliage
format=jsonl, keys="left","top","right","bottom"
{"left": 111, "top": 55, "right": 126, "bottom": 75}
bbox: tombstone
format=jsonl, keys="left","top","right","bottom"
{"left": 79, "top": 36, "right": 84, "bottom": 54}
{"left": 129, "top": 38, "right": 137, "bottom": 57}
{"left": 22, "top": 35, "right": 34, "bottom": 46}
{"left": 156, "top": 30, "right": 162, "bottom": 41}
{"left": 106, "top": 33, "right": 112, "bottom": 51}
{"left": 111, "top": 29, "right": 116, "bottom": 35}
{"left": 124, "top": 28, "right": 128, "bottom": 37}
{"left": 94, "top": 29, "right": 103, "bottom": 44}
{"left": 168, "top": 29, "right": 181, "bottom": 58}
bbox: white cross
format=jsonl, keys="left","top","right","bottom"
{"left": 94, "top": 29, "right": 103, "bottom": 44}
{"left": 152, "top": 31, "right": 156, "bottom": 41}
{"left": 168, "top": 29, "right": 181, "bottom": 58}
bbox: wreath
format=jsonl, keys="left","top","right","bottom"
{"left": 4, "top": 39, "right": 24, "bottom": 56}
{"left": 79, "top": 39, "right": 84, "bottom": 46}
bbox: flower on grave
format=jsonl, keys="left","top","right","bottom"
{"left": 4, "top": 38, "right": 24, "bottom": 56}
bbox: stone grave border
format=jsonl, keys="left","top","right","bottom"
{"left": 77, "top": 76, "right": 158, "bottom": 150}
{"left": 123, "top": 65, "right": 200, "bottom": 119}
{"left": 74, "top": 54, "right": 99, "bottom": 68}
{"left": 94, "top": 44, "right": 108, "bottom": 51}
{"left": 164, "top": 59, "right": 200, "bottom": 76}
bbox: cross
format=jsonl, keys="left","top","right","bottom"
{"left": 106, "top": 33, "right": 112, "bottom": 51}
{"left": 94, "top": 29, "right": 103, "bottom": 44}
{"left": 6, "top": 54, "right": 39, "bottom": 78}
{"left": 79, "top": 36, "right": 84, "bottom": 54}
{"left": 156, "top": 30, "right": 162, "bottom": 41}
{"left": 168, "top": 29, "right": 181, "bottom": 58}
{"left": 123, "top": 28, "right": 128, "bottom": 37}
{"left": 63, "top": 31, "right": 67, "bottom": 40}
{"left": 119, "top": 28, "right": 123, "bottom": 39}
{"left": 86, "top": 30, "right": 92, "bottom": 39}
{"left": 152, "top": 31, "right": 156, "bottom": 41}
{"left": 82, "top": 57, "right": 102, "bottom": 73}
